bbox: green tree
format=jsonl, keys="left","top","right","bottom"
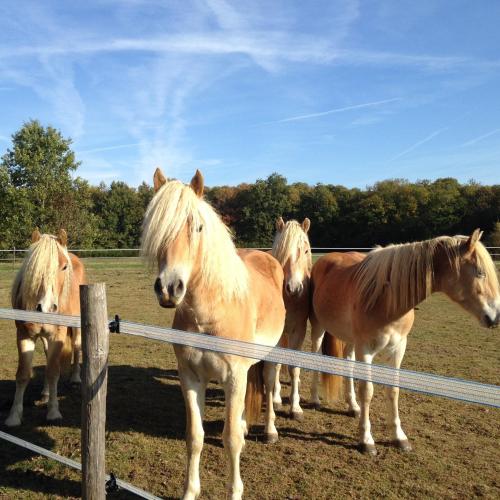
{"left": 1, "top": 120, "right": 80, "bottom": 230}
{"left": 234, "top": 174, "right": 291, "bottom": 246}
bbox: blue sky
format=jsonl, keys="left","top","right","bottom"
{"left": 0, "top": 1, "right": 499, "bottom": 188}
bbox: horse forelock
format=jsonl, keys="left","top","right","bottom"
{"left": 141, "top": 179, "right": 248, "bottom": 301}
{"left": 12, "top": 234, "right": 73, "bottom": 310}
{"left": 272, "top": 220, "right": 312, "bottom": 271}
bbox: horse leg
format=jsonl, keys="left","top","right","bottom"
{"left": 70, "top": 327, "right": 82, "bottom": 384}
{"left": 344, "top": 344, "right": 360, "bottom": 417}
{"left": 5, "top": 335, "right": 35, "bottom": 427}
{"left": 309, "top": 316, "right": 325, "bottom": 409}
{"left": 180, "top": 367, "right": 206, "bottom": 500}
{"left": 272, "top": 362, "right": 282, "bottom": 411}
{"left": 356, "top": 348, "right": 376, "bottom": 455}
{"left": 223, "top": 371, "right": 247, "bottom": 500}
{"left": 287, "top": 320, "right": 307, "bottom": 420}
{"left": 40, "top": 335, "right": 50, "bottom": 403}
{"left": 46, "top": 336, "right": 64, "bottom": 421}
{"left": 263, "top": 362, "right": 278, "bottom": 443}
{"left": 386, "top": 337, "right": 412, "bottom": 451}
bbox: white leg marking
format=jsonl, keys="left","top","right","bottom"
{"left": 181, "top": 374, "right": 206, "bottom": 500}
{"left": 6, "top": 337, "right": 35, "bottom": 427}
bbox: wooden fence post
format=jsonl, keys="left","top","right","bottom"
{"left": 80, "top": 283, "right": 109, "bottom": 500}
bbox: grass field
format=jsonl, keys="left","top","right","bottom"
{"left": 0, "top": 257, "right": 499, "bottom": 499}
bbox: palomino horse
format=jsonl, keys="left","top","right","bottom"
{"left": 6, "top": 229, "right": 86, "bottom": 426}
{"left": 310, "top": 230, "right": 500, "bottom": 455}
{"left": 141, "top": 168, "right": 285, "bottom": 500}
{"left": 271, "top": 217, "right": 312, "bottom": 420}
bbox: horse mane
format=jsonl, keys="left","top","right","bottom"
{"left": 141, "top": 179, "right": 248, "bottom": 301}
{"left": 354, "top": 235, "right": 498, "bottom": 315}
{"left": 12, "top": 234, "right": 73, "bottom": 310}
{"left": 272, "top": 220, "right": 312, "bottom": 271}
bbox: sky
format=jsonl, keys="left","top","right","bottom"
{"left": 0, "top": 0, "right": 499, "bottom": 188}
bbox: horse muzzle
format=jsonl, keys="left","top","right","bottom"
{"left": 154, "top": 277, "right": 185, "bottom": 308}
{"left": 285, "top": 281, "right": 304, "bottom": 297}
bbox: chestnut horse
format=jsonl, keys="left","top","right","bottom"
{"left": 6, "top": 229, "right": 86, "bottom": 426}
{"left": 141, "top": 168, "right": 285, "bottom": 500}
{"left": 310, "top": 230, "right": 500, "bottom": 455}
{"left": 271, "top": 217, "right": 312, "bottom": 420}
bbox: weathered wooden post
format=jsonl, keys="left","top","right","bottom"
{"left": 80, "top": 283, "right": 109, "bottom": 500}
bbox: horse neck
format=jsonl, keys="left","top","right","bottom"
{"left": 362, "top": 242, "right": 441, "bottom": 319}
{"left": 182, "top": 250, "right": 247, "bottom": 316}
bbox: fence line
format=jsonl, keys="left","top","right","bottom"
{"left": 0, "top": 308, "right": 499, "bottom": 408}
{"left": 0, "top": 430, "right": 161, "bottom": 499}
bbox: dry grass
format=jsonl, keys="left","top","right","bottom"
{"left": 0, "top": 257, "right": 499, "bottom": 499}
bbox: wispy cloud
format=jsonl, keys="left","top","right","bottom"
{"left": 77, "top": 142, "right": 141, "bottom": 154}
{"left": 390, "top": 126, "right": 448, "bottom": 162}
{"left": 461, "top": 128, "right": 500, "bottom": 147}
{"left": 269, "top": 97, "right": 402, "bottom": 124}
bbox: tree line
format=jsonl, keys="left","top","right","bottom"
{"left": 1, "top": 120, "right": 499, "bottom": 250}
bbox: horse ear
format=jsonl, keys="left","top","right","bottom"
{"left": 190, "top": 169, "right": 204, "bottom": 198}
{"left": 31, "top": 228, "right": 41, "bottom": 243}
{"left": 465, "top": 228, "right": 482, "bottom": 254}
{"left": 57, "top": 229, "right": 68, "bottom": 247}
{"left": 153, "top": 167, "right": 167, "bottom": 192}
{"left": 276, "top": 217, "right": 285, "bottom": 231}
{"left": 302, "top": 217, "right": 311, "bottom": 234}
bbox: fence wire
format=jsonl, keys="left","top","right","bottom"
{"left": 0, "top": 308, "right": 498, "bottom": 408}
{"left": 0, "top": 430, "right": 162, "bottom": 500}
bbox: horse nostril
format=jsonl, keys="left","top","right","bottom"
{"left": 36, "top": 304, "right": 42, "bottom": 312}
{"left": 175, "top": 279, "right": 184, "bottom": 296}
{"left": 52, "top": 304, "right": 57, "bottom": 312}
{"left": 286, "top": 283, "right": 292, "bottom": 295}
{"left": 484, "top": 315, "right": 495, "bottom": 328}
{"left": 154, "top": 278, "right": 163, "bottom": 295}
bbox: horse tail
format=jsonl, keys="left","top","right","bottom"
{"left": 245, "top": 360, "right": 264, "bottom": 425}
{"left": 59, "top": 327, "right": 74, "bottom": 376}
{"left": 320, "top": 332, "right": 345, "bottom": 403}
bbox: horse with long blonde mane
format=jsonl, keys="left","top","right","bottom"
{"left": 141, "top": 168, "right": 285, "bottom": 500}
{"left": 310, "top": 230, "right": 500, "bottom": 455}
{"left": 271, "top": 216, "right": 312, "bottom": 420}
{"left": 5, "top": 229, "right": 86, "bottom": 427}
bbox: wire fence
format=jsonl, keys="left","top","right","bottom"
{"left": 1, "top": 246, "right": 499, "bottom": 263}
{"left": 1, "top": 308, "right": 499, "bottom": 407}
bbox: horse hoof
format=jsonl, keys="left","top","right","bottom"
{"left": 291, "top": 411, "right": 304, "bottom": 422}
{"left": 395, "top": 439, "right": 412, "bottom": 452}
{"left": 5, "top": 415, "right": 22, "bottom": 427}
{"left": 273, "top": 402, "right": 282, "bottom": 412}
{"left": 347, "top": 408, "right": 361, "bottom": 418}
{"left": 47, "top": 410, "right": 63, "bottom": 422}
{"left": 359, "top": 443, "right": 377, "bottom": 456}
{"left": 264, "top": 433, "right": 279, "bottom": 444}
{"left": 312, "top": 402, "right": 321, "bottom": 411}
{"left": 39, "top": 395, "right": 49, "bottom": 405}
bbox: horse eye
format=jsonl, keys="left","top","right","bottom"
{"left": 477, "top": 269, "right": 485, "bottom": 278}
{"left": 197, "top": 224, "right": 203, "bottom": 232}
{"left": 305, "top": 249, "right": 309, "bottom": 254}
{"left": 62, "top": 265, "right": 68, "bottom": 271}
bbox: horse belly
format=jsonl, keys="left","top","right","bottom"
{"left": 174, "top": 345, "right": 231, "bottom": 383}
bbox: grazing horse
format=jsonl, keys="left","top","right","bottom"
{"left": 310, "top": 230, "right": 500, "bottom": 455}
{"left": 141, "top": 168, "right": 285, "bottom": 500}
{"left": 5, "top": 229, "right": 86, "bottom": 427}
{"left": 271, "top": 217, "right": 312, "bottom": 420}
